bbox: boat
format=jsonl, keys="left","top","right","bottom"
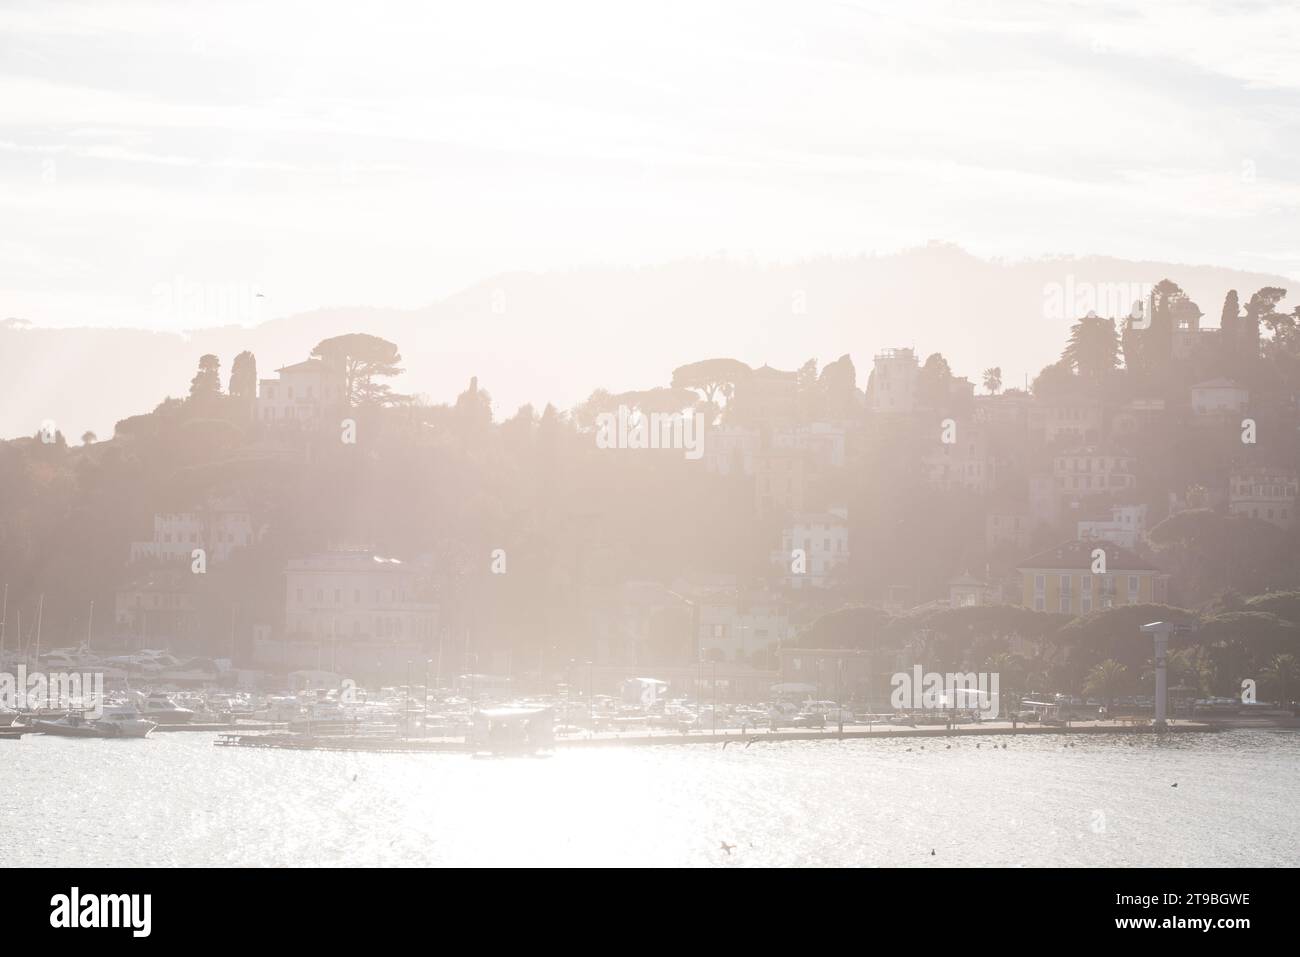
{"left": 93, "top": 705, "right": 158, "bottom": 738}
{"left": 135, "top": 691, "right": 197, "bottom": 725}
{"left": 31, "top": 707, "right": 157, "bottom": 738}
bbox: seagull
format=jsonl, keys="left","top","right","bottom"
{"left": 930, "top": 849, "right": 936, "bottom": 856}
{"left": 722, "top": 739, "right": 732, "bottom": 750}
{"left": 1171, "top": 782, "right": 1178, "bottom": 788}
{"left": 745, "top": 738, "right": 756, "bottom": 749}
{"left": 720, "top": 841, "right": 735, "bottom": 855}
{"left": 352, "top": 773, "right": 358, "bottom": 782}
{"left": 945, "top": 744, "right": 951, "bottom": 749}
{"left": 255, "top": 292, "right": 265, "bottom": 298}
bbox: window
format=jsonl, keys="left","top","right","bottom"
{"left": 1034, "top": 596, "right": 1045, "bottom": 611}
{"left": 1034, "top": 575, "right": 1045, "bottom": 593}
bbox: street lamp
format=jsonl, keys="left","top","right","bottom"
{"left": 1140, "top": 621, "right": 1196, "bottom": 730}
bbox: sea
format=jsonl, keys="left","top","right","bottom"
{"left": 3, "top": 728, "right": 1296, "bottom": 867}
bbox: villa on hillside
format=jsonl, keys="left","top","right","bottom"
{"left": 1016, "top": 541, "right": 1167, "bottom": 614}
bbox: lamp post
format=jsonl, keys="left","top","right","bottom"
{"left": 711, "top": 659, "right": 717, "bottom": 735}
{"left": 1141, "top": 621, "right": 1195, "bottom": 730}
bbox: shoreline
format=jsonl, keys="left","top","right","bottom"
{"left": 208, "top": 717, "right": 1255, "bottom": 754}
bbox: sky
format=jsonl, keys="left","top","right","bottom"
{"left": 1, "top": 0, "right": 1298, "bottom": 332}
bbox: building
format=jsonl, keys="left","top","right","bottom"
{"left": 1053, "top": 447, "right": 1136, "bottom": 497}
{"left": 922, "top": 425, "right": 996, "bottom": 493}
{"left": 588, "top": 581, "right": 693, "bottom": 667}
{"left": 948, "top": 573, "right": 994, "bottom": 607}
{"left": 697, "top": 590, "right": 791, "bottom": 662}
{"left": 986, "top": 510, "right": 1032, "bottom": 554}
{"left": 772, "top": 421, "right": 849, "bottom": 470}
{"left": 777, "top": 647, "right": 878, "bottom": 704}
{"left": 703, "top": 425, "right": 759, "bottom": 476}
{"left": 1229, "top": 468, "right": 1298, "bottom": 529}
{"left": 774, "top": 507, "right": 850, "bottom": 588}
{"left": 129, "top": 498, "right": 254, "bottom": 564}
{"left": 866, "top": 348, "right": 919, "bottom": 414}
{"left": 1017, "top": 541, "right": 1166, "bottom": 614}
{"left": 1190, "top": 378, "right": 1249, "bottom": 417}
{"left": 256, "top": 358, "right": 347, "bottom": 428}
{"left": 1077, "top": 504, "right": 1148, "bottom": 550}
{"left": 114, "top": 570, "right": 200, "bottom": 648}
{"left": 260, "top": 550, "right": 439, "bottom": 677}
{"left": 1030, "top": 396, "right": 1104, "bottom": 446}
{"left": 729, "top": 364, "right": 799, "bottom": 425}
{"left": 754, "top": 446, "right": 806, "bottom": 514}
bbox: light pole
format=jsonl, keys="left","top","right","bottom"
{"left": 1141, "top": 621, "right": 1196, "bottom": 730}
{"left": 711, "top": 659, "right": 717, "bottom": 735}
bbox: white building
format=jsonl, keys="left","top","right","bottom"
{"left": 129, "top": 499, "right": 254, "bottom": 564}
{"left": 774, "top": 507, "right": 850, "bottom": 589}
{"left": 1191, "top": 378, "right": 1249, "bottom": 417}
{"left": 1054, "top": 447, "right": 1136, "bottom": 496}
{"left": 697, "top": 591, "right": 792, "bottom": 662}
{"left": 1077, "top": 504, "right": 1148, "bottom": 550}
{"left": 284, "top": 551, "right": 437, "bottom": 642}
{"left": 923, "top": 426, "right": 996, "bottom": 493}
{"left": 866, "top": 348, "right": 919, "bottom": 414}
{"left": 256, "top": 358, "right": 347, "bottom": 428}
{"left": 1229, "top": 468, "right": 1298, "bottom": 529}
{"left": 704, "top": 425, "right": 760, "bottom": 476}
{"left": 773, "top": 421, "right": 849, "bottom": 469}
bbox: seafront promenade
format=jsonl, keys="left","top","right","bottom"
{"left": 213, "top": 717, "right": 1226, "bottom": 753}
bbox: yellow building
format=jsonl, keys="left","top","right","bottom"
{"left": 1016, "top": 541, "right": 1166, "bottom": 614}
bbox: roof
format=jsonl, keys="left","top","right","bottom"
{"left": 1016, "top": 540, "right": 1157, "bottom": 572}
{"left": 274, "top": 358, "right": 334, "bottom": 375}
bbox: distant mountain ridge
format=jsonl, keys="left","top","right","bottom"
{"left": 2, "top": 245, "right": 1292, "bottom": 440}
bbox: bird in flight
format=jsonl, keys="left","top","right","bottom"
{"left": 720, "top": 841, "right": 735, "bottom": 855}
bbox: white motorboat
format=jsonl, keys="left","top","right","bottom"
{"left": 135, "top": 691, "right": 197, "bottom": 724}
{"left": 93, "top": 705, "right": 158, "bottom": 738}
{"left": 32, "top": 707, "right": 157, "bottom": 738}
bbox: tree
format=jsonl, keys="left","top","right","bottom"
{"left": 1261, "top": 653, "right": 1298, "bottom": 707}
{"left": 1243, "top": 287, "right": 1286, "bottom": 359}
{"left": 819, "top": 354, "right": 857, "bottom": 417}
{"left": 1084, "top": 659, "right": 1128, "bottom": 713}
{"left": 1061, "top": 313, "right": 1119, "bottom": 383}
{"left": 310, "top": 333, "right": 404, "bottom": 406}
{"left": 917, "top": 353, "right": 952, "bottom": 408}
{"left": 228, "top": 350, "right": 257, "bottom": 401}
{"left": 1031, "top": 359, "right": 1075, "bottom": 398}
{"left": 80, "top": 431, "right": 97, "bottom": 445}
{"left": 1219, "top": 289, "right": 1240, "bottom": 344}
{"left": 982, "top": 367, "right": 1002, "bottom": 395}
{"left": 188, "top": 354, "right": 221, "bottom": 401}
{"left": 669, "top": 358, "right": 752, "bottom": 409}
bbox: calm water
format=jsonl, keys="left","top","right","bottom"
{"left": 2, "top": 729, "right": 1296, "bottom": 867}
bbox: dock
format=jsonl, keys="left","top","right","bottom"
{"left": 212, "top": 719, "right": 1223, "bottom": 754}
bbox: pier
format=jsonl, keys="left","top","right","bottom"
{"left": 212, "top": 718, "right": 1223, "bottom": 754}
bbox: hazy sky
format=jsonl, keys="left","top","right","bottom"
{"left": 2, "top": 0, "right": 1297, "bottom": 331}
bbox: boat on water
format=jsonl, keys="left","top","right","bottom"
{"left": 31, "top": 707, "right": 157, "bottom": 739}
{"left": 135, "top": 691, "right": 196, "bottom": 724}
